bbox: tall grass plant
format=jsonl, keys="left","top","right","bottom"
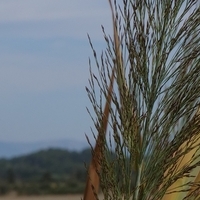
{"left": 84, "top": 0, "right": 200, "bottom": 199}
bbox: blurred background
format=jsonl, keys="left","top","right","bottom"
{"left": 0, "top": 0, "right": 111, "bottom": 196}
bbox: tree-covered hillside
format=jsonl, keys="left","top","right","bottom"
{"left": 0, "top": 148, "right": 91, "bottom": 195}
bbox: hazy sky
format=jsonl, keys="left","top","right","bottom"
{"left": 0, "top": 1, "right": 112, "bottom": 143}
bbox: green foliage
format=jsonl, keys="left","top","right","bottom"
{"left": 0, "top": 148, "right": 91, "bottom": 195}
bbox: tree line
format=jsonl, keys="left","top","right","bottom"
{"left": 0, "top": 148, "right": 91, "bottom": 195}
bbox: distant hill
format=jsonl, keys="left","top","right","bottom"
{"left": 0, "top": 138, "right": 90, "bottom": 158}
{"left": 0, "top": 148, "right": 92, "bottom": 195}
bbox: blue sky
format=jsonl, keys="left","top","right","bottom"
{"left": 0, "top": 1, "right": 112, "bottom": 143}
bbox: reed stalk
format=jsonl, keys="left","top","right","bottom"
{"left": 84, "top": 0, "right": 200, "bottom": 199}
